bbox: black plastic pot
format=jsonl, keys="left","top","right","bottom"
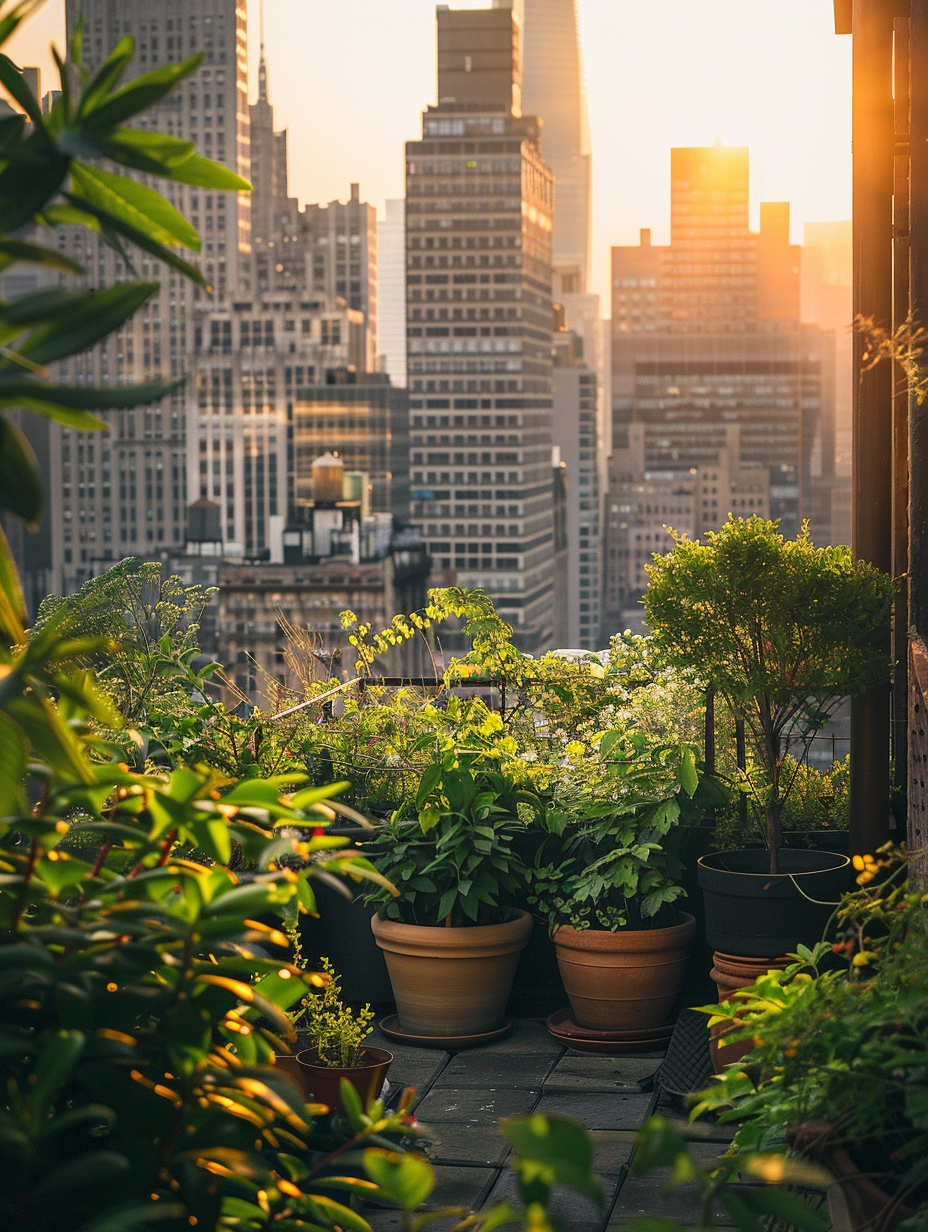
{"left": 697, "top": 848, "right": 852, "bottom": 957}
{"left": 298, "top": 825, "right": 394, "bottom": 1005}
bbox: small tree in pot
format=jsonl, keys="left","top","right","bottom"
{"left": 644, "top": 517, "right": 894, "bottom": 875}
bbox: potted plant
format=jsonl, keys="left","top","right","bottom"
{"left": 692, "top": 851, "right": 927, "bottom": 1230}
{"left": 526, "top": 729, "right": 702, "bottom": 1037}
{"left": 290, "top": 957, "right": 393, "bottom": 1113}
{"left": 644, "top": 517, "right": 893, "bottom": 956}
{"left": 366, "top": 749, "right": 535, "bottom": 1041}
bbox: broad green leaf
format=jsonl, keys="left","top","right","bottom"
{"left": 0, "top": 52, "right": 43, "bottom": 125}
{"left": 81, "top": 54, "right": 204, "bottom": 132}
{"left": 0, "top": 239, "right": 83, "bottom": 274}
{"left": 155, "top": 151, "right": 251, "bottom": 192}
{"left": 503, "top": 1114, "right": 604, "bottom": 1206}
{"left": 70, "top": 162, "right": 200, "bottom": 251}
{"left": 13, "top": 281, "right": 158, "bottom": 368}
{"left": 61, "top": 192, "right": 209, "bottom": 290}
{"left": 0, "top": 415, "right": 41, "bottom": 522}
{"left": 75, "top": 35, "right": 135, "bottom": 117}
{"left": 101, "top": 127, "right": 196, "bottom": 174}
{"left": 364, "top": 1149, "right": 435, "bottom": 1211}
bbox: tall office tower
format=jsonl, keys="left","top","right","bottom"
{"left": 664, "top": 142, "right": 756, "bottom": 333}
{"left": 520, "top": 0, "right": 591, "bottom": 298}
{"left": 378, "top": 200, "right": 408, "bottom": 386}
{"left": 605, "top": 146, "right": 839, "bottom": 633}
{"left": 406, "top": 3, "right": 556, "bottom": 650}
{"left": 39, "top": 1, "right": 252, "bottom": 597}
{"left": 802, "top": 221, "right": 852, "bottom": 480}
{"left": 552, "top": 312, "right": 600, "bottom": 647}
{"left": 249, "top": 47, "right": 301, "bottom": 295}
{"left": 301, "top": 187, "right": 379, "bottom": 373}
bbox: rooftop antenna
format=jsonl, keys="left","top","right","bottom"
{"left": 257, "top": 0, "right": 268, "bottom": 102}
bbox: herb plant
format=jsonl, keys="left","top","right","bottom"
{"left": 297, "top": 956, "right": 376, "bottom": 1068}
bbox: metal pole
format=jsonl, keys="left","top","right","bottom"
{"left": 849, "top": 0, "right": 895, "bottom": 856}
{"left": 908, "top": 0, "right": 928, "bottom": 887}
{"left": 893, "top": 14, "right": 911, "bottom": 817}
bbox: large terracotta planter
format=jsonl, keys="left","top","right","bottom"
{"left": 553, "top": 914, "right": 696, "bottom": 1031}
{"left": 371, "top": 909, "right": 533, "bottom": 1036}
{"left": 296, "top": 1046, "right": 393, "bottom": 1114}
{"left": 709, "top": 951, "right": 791, "bottom": 1071}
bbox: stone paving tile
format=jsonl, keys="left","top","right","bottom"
{"left": 588, "top": 1131, "right": 636, "bottom": 1173}
{"left": 545, "top": 1056, "right": 661, "bottom": 1093}
{"left": 484, "top": 1167, "right": 623, "bottom": 1232}
{"left": 415, "top": 1087, "right": 541, "bottom": 1124}
{"left": 489, "top": 1019, "right": 565, "bottom": 1053}
{"left": 419, "top": 1121, "right": 511, "bottom": 1166}
{"left": 607, "top": 1174, "right": 738, "bottom": 1228}
{"left": 366, "top": 1028, "right": 451, "bottom": 1092}
{"left": 436, "top": 1050, "right": 559, "bottom": 1090}
{"left": 534, "top": 1092, "right": 654, "bottom": 1132}
{"left": 366, "top": 1166, "right": 498, "bottom": 1232}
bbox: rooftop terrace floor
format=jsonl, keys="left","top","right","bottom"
{"left": 364, "top": 1018, "right": 738, "bottom": 1232}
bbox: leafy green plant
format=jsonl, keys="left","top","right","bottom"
{"left": 689, "top": 853, "right": 928, "bottom": 1223}
{"left": 644, "top": 517, "right": 894, "bottom": 872}
{"left": 295, "top": 956, "right": 375, "bottom": 1068}
{"left": 364, "top": 748, "right": 538, "bottom": 927}
{"left": 526, "top": 729, "right": 705, "bottom": 932}
{"left": 624, "top": 1115, "right": 831, "bottom": 1232}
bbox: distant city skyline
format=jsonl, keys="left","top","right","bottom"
{"left": 8, "top": 0, "right": 851, "bottom": 303}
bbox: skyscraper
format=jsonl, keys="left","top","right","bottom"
{"left": 520, "top": 0, "right": 591, "bottom": 297}
{"left": 43, "top": 0, "right": 251, "bottom": 596}
{"left": 604, "top": 144, "right": 839, "bottom": 633}
{"left": 378, "top": 199, "right": 407, "bottom": 386}
{"left": 406, "top": 2, "right": 556, "bottom": 650}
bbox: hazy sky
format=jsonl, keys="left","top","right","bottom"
{"left": 9, "top": 0, "right": 851, "bottom": 304}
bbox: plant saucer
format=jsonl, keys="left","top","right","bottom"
{"left": 546, "top": 1007, "right": 675, "bottom": 1054}
{"left": 378, "top": 1014, "right": 513, "bottom": 1050}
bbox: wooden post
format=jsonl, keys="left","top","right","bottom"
{"left": 849, "top": 0, "right": 895, "bottom": 856}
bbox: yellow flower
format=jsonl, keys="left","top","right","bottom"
{"left": 565, "top": 741, "right": 585, "bottom": 757}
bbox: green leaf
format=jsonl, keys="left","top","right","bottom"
{"left": 70, "top": 162, "right": 200, "bottom": 251}
{"left": 0, "top": 239, "right": 83, "bottom": 274}
{"left": 679, "top": 746, "right": 699, "bottom": 798}
{"left": 31, "top": 1151, "right": 131, "bottom": 1200}
{"left": 61, "top": 191, "right": 209, "bottom": 290}
{"left": 364, "top": 1149, "right": 435, "bottom": 1211}
{"left": 13, "top": 281, "right": 159, "bottom": 368}
{"left": 503, "top": 1114, "right": 604, "bottom": 1206}
{"left": 416, "top": 763, "right": 442, "bottom": 809}
{"left": 339, "top": 1078, "right": 367, "bottom": 1130}
{"left": 81, "top": 54, "right": 204, "bottom": 132}
{"left": 0, "top": 53, "right": 43, "bottom": 125}
{"left": 0, "top": 376, "right": 180, "bottom": 427}
{"left": 75, "top": 35, "right": 136, "bottom": 118}
{"left": 729, "top": 1187, "right": 830, "bottom": 1232}
{"left": 0, "top": 520, "right": 26, "bottom": 639}
{"left": 153, "top": 151, "right": 251, "bottom": 191}
{"left": 28, "top": 1029, "right": 85, "bottom": 1120}
{"left": 0, "top": 414, "right": 42, "bottom": 522}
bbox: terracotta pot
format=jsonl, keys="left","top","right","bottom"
{"left": 296, "top": 1046, "right": 393, "bottom": 1114}
{"left": 709, "top": 951, "right": 791, "bottom": 1072}
{"left": 371, "top": 909, "right": 533, "bottom": 1036}
{"left": 789, "top": 1121, "right": 915, "bottom": 1232}
{"left": 552, "top": 914, "right": 696, "bottom": 1031}
{"left": 272, "top": 1051, "right": 309, "bottom": 1097}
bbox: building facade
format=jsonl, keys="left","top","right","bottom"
{"left": 378, "top": 199, "right": 407, "bottom": 386}
{"left": 406, "top": 3, "right": 557, "bottom": 651}
{"left": 520, "top": 0, "right": 591, "bottom": 298}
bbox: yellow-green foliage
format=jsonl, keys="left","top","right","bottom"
{"left": 298, "top": 958, "right": 375, "bottom": 1069}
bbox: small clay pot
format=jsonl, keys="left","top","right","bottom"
{"left": 296, "top": 1046, "right": 393, "bottom": 1114}
{"left": 371, "top": 909, "right": 533, "bottom": 1036}
{"left": 708, "top": 950, "right": 791, "bottom": 1071}
{"left": 553, "top": 914, "right": 696, "bottom": 1031}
